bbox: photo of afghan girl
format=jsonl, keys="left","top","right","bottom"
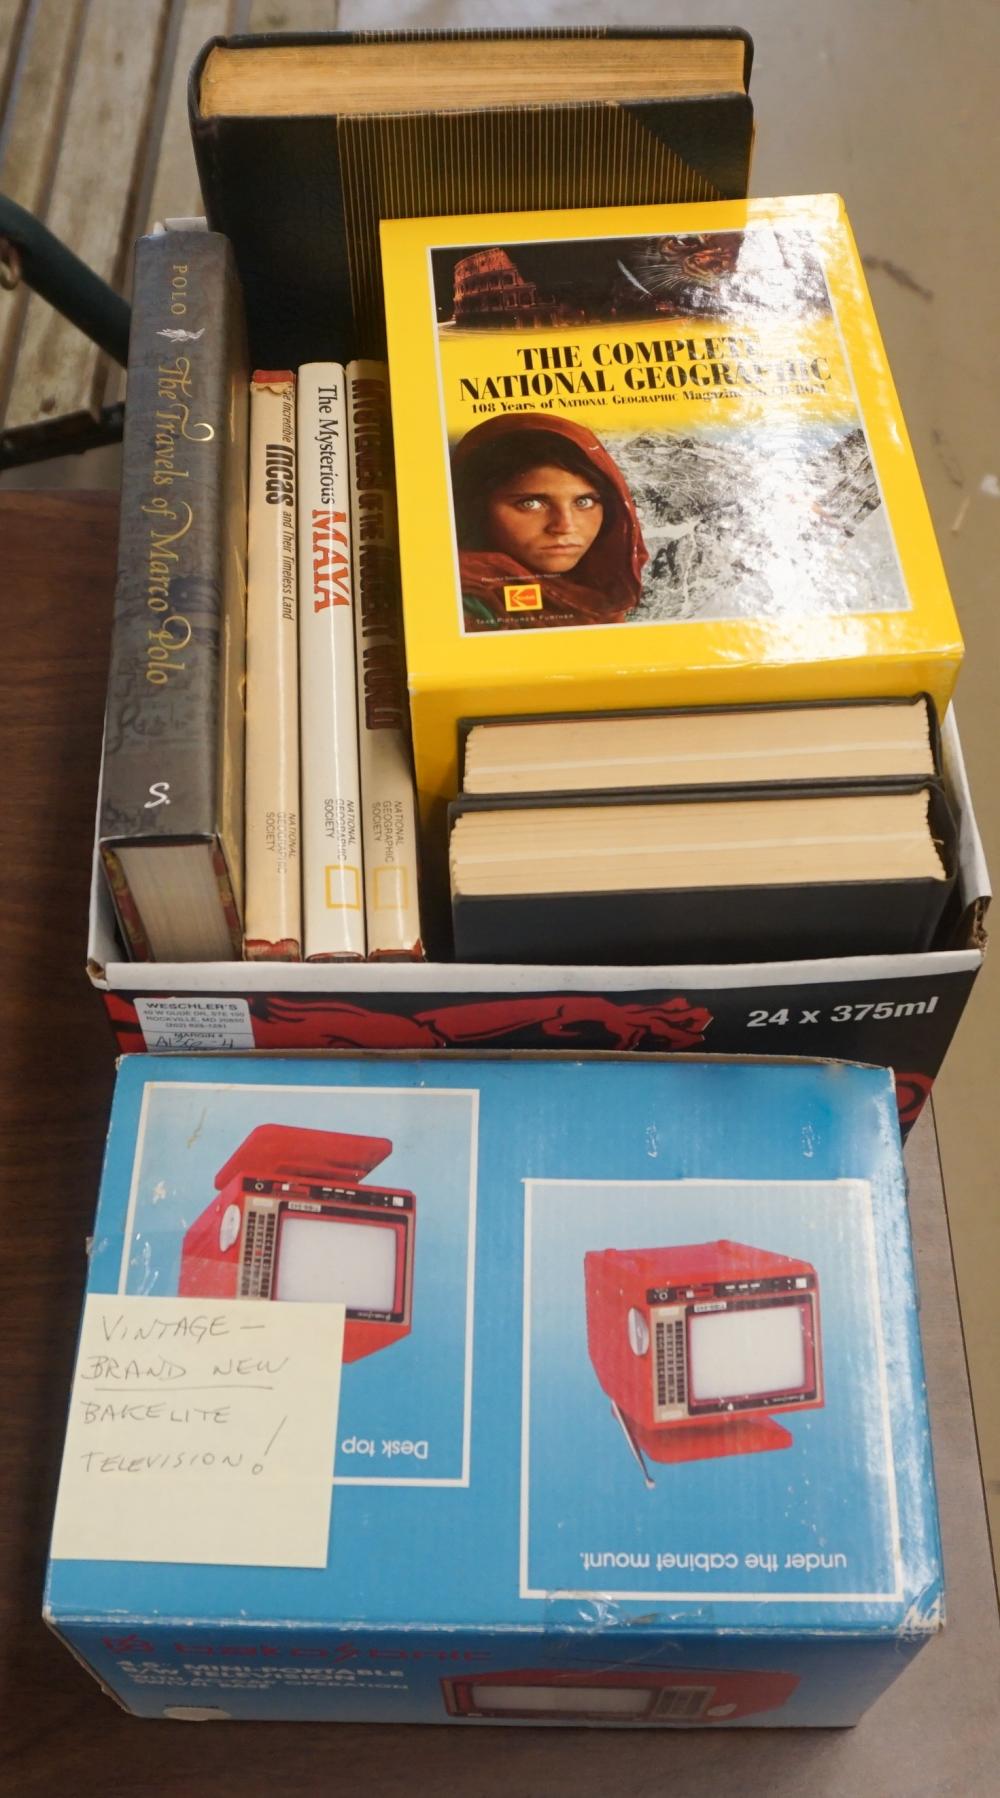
{"left": 450, "top": 414, "right": 649, "bottom": 632}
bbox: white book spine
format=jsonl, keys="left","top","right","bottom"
{"left": 297, "top": 363, "right": 365, "bottom": 958}
{"left": 347, "top": 359, "right": 423, "bottom": 959}
{"left": 244, "top": 371, "right": 301, "bottom": 960}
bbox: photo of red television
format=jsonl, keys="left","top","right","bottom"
{"left": 441, "top": 1665, "right": 799, "bottom": 1724}
{"left": 585, "top": 1239, "right": 823, "bottom": 1483}
{"left": 178, "top": 1125, "right": 415, "bottom": 1363}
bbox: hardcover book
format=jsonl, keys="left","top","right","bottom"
{"left": 188, "top": 27, "right": 754, "bottom": 367}
{"left": 380, "top": 194, "right": 964, "bottom": 844}
{"left": 98, "top": 227, "right": 249, "bottom": 962}
{"left": 244, "top": 370, "right": 301, "bottom": 961}
{"left": 297, "top": 363, "right": 366, "bottom": 960}
{"left": 347, "top": 361, "right": 423, "bottom": 959}
{"left": 460, "top": 697, "right": 939, "bottom": 797}
{"left": 448, "top": 784, "right": 957, "bottom": 966}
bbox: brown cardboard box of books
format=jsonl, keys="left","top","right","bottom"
{"left": 87, "top": 710, "right": 988, "bottom": 1137}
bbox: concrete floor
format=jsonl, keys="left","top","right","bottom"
{"left": 3, "top": 0, "right": 998, "bottom": 1571}
{"left": 727, "top": 0, "right": 1000, "bottom": 1572}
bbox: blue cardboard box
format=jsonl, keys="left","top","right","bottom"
{"left": 45, "top": 1054, "right": 943, "bottom": 1727}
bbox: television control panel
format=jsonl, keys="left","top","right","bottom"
{"left": 241, "top": 1176, "right": 414, "bottom": 1211}
{"left": 647, "top": 1272, "right": 817, "bottom": 1305}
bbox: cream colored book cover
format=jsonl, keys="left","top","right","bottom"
{"left": 347, "top": 360, "right": 423, "bottom": 959}
{"left": 297, "top": 363, "right": 366, "bottom": 958}
{"left": 245, "top": 371, "right": 301, "bottom": 959}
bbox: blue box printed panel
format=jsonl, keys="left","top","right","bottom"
{"left": 46, "top": 1054, "right": 942, "bottom": 1726}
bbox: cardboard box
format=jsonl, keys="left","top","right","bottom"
{"left": 86, "top": 713, "right": 989, "bottom": 1135}
{"left": 46, "top": 1053, "right": 942, "bottom": 1726}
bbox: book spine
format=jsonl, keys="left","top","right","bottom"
{"left": 244, "top": 371, "right": 302, "bottom": 960}
{"left": 296, "top": 363, "right": 366, "bottom": 959}
{"left": 347, "top": 360, "right": 424, "bottom": 960}
{"left": 98, "top": 229, "right": 248, "bottom": 960}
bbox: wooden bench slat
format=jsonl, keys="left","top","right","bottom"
{"left": 2, "top": 0, "right": 345, "bottom": 451}
{"left": 144, "top": 0, "right": 238, "bottom": 234}
{"left": 106, "top": 0, "right": 236, "bottom": 409}
{"left": 0, "top": 1, "right": 84, "bottom": 208}
{"left": 247, "top": 1, "right": 340, "bottom": 29}
{"left": 0, "top": 0, "right": 85, "bottom": 416}
{"left": 4, "top": 0, "right": 171, "bottom": 434}
{"left": 0, "top": 0, "right": 28, "bottom": 116}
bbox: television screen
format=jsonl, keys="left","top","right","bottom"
{"left": 688, "top": 1303, "right": 806, "bottom": 1402}
{"left": 275, "top": 1215, "right": 398, "bottom": 1310}
{"left": 467, "top": 1683, "right": 655, "bottom": 1716}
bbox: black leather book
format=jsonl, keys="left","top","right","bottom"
{"left": 449, "top": 784, "right": 957, "bottom": 967}
{"left": 458, "top": 697, "right": 941, "bottom": 800}
{"left": 188, "top": 27, "right": 754, "bottom": 369}
{"left": 99, "top": 229, "right": 249, "bottom": 962}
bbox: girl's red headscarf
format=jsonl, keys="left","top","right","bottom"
{"left": 451, "top": 413, "right": 648, "bottom": 629}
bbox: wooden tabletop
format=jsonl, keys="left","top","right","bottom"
{"left": 0, "top": 491, "right": 996, "bottom": 1796}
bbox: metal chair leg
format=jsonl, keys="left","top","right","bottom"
{"left": 0, "top": 192, "right": 130, "bottom": 367}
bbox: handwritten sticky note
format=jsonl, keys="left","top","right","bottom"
{"left": 50, "top": 1296, "right": 345, "bottom": 1567}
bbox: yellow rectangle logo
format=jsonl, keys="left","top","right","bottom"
{"left": 324, "top": 864, "right": 362, "bottom": 910}
{"left": 373, "top": 865, "right": 408, "bottom": 911}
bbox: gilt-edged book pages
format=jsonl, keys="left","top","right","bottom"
{"left": 449, "top": 784, "right": 957, "bottom": 966}
{"left": 461, "top": 697, "right": 938, "bottom": 798}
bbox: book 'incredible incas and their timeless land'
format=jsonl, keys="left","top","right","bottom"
{"left": 380, "top": 194, "right": 964, "bottom": 846}
{"left": 245, "top": 370, "right": 301, "bottom": 961}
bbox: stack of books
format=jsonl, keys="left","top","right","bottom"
{"left": 97, "top": 35, "right": 967, "bottom": 983}
{"left": 448, "top": 700, "right": 954, "bottom": 964}
{"left": 380, "top": 191, "right": 964, "bottom": 966}
{"left": 247, "top": 359, "right": 422, "bottom": 963}
{"left": 98, "top": 235, "right": 421, "bottom": 965}
{"left": 99, "top": 24, "right": 759, "bottom": 970}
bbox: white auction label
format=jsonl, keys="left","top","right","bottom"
{"left": 50, "top": 1296, "right": 345, "bottom": 1567}
{"left": 135, "top": 997, "right": 256, "bottom": 1051}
